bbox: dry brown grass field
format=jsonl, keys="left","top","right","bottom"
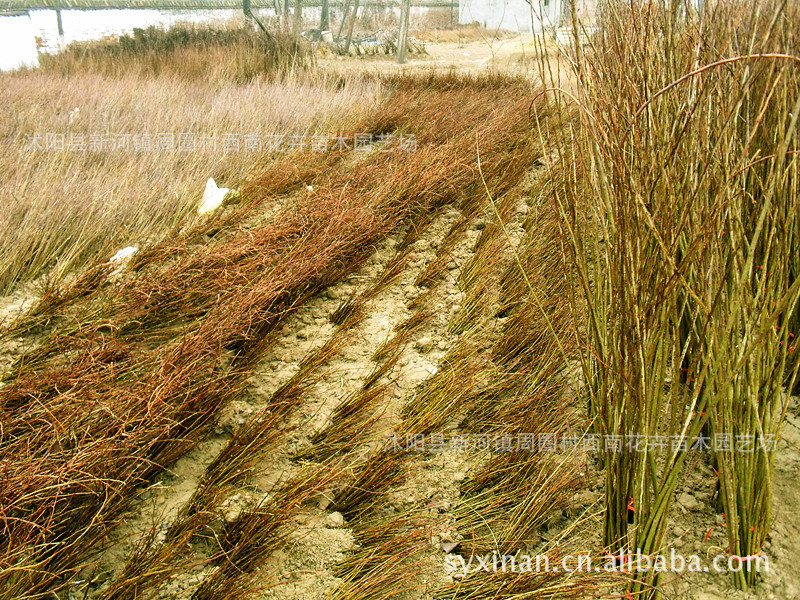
{"left": 1, "top": 5, "right": 799, "bottom": 600}
{"left": 0, "top": 28, "right": 382, "bottom": 296}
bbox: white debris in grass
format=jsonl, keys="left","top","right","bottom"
{"left": 199, "top": 177, "right": 232, "bottom": 215}
{"left": 109, "top": 246, "right": 138, "bottom": 263}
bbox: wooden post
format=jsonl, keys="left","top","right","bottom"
{"left": 343, "top": 0, "right": 359, "bottom": 53}
{"left": 244, "top": 0, "right": 274, "bottom": 40}
{"left": 55, "top": 6, "right": 65, "bottom": 51}
{"left": 397, "top": 0, "right": 411, "bottom": 64}
{"left": 336, "top": 0, "right": 352, "bottom": 41}
{"left": 320, "top": 0, "right": 330, "bottom": 31}
{"left": 292, "top": 0, "right": 302, "bottom": 35}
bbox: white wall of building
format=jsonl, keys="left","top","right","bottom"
{"left": 459, "top": 0, "right": 562, "bottom": 33}
{"left": 0, "top": 14, "right": 40, "bottom": 70}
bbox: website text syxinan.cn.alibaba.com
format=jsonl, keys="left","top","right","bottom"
{"left": 445, "top": 549, "right": 769, "bottom": 577}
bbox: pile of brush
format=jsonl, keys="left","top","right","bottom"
{"left": 0, "top": 73, "right": 566, "bottom": 600}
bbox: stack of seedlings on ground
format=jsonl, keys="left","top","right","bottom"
{"left": 0, "top": 74, "right": 551, "bottom": 598}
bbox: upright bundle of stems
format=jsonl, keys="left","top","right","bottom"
{"left": 551, "top": 0, "right": 800, "bottom": 595}
{"left": 703, "top": 158, "right": 800, "bottom": 590}
{"left": 696, "top": 4, "right": 800, "bottom": 586}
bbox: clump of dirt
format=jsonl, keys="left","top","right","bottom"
{"left": 0, "top": 280, "right": 42, "bottom": 378}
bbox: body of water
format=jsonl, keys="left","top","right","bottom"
{"left": 0, "top": 7, "right": 273, "bottom": 71}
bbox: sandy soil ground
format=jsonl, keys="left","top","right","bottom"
{"left": 317, "top": 34, "right": 573, "bottom": 85}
